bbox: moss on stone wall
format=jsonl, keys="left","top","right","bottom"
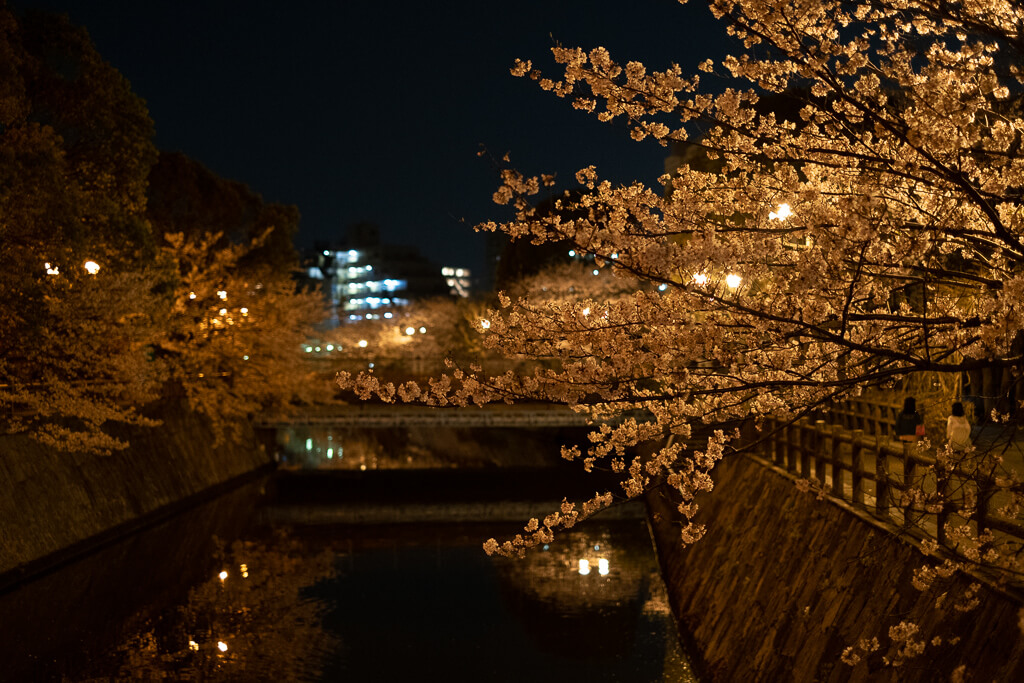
{"left": 647, "top": 455, "right": 1024, "bottom": 682}
{"left": 0, "top": 400, "right": 269, "bottom": 577}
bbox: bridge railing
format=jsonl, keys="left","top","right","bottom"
{"left": 751, "top": 417, "right": 1024, "bottom": 551}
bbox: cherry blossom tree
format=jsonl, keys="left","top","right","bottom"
{"left": 341, "top": 0, "right": 1024, "bottom": 586}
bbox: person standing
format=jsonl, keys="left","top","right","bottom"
{"left": 946, "top": 401, "right": 972, "bottom": 451}
{"left": 895, "top": 397, "right": 924, "bottom": 442}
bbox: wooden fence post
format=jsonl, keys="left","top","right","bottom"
{"left": 800, "top": 418, "right": 813, "bottom": 478}
{"left": 936, "top": 469, "right": 948, "bottom": 546}
{"left": 874, "top": 434, "right": 889, "bottom": 518}
{"left": 785, "top": 422, "right": 796, "bottom": 474}
{"left": 975, "top": 474, "right": 992, "bottom": 535}
{"left": 850, "top": 426, "right": 863, "bottom": 506}
{"left": 814, "top": 420, "right": 827, "bottom": 485}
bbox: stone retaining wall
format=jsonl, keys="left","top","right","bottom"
{"left": 647, "top": 455, "right": 1024, "bottom": 682}
{"left": 0, "top": 400, "right": 269, "bottom": 581}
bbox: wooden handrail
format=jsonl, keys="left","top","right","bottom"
{"left": 751, "top": 416, "right": 1024, "bottom": 555}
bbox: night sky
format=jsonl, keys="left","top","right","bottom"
{"left": 13, "top": 0, "right": 732, "bottom": 277}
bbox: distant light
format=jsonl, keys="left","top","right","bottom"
{"left": 542, "top": 544, "right": 550, "bottom": 551}
{"left": 368, "top": 362, "right": 374, "bottom": 368}
{"left": 419, "top": 326, "right": 426, "bottom": 334}
{"left": 360, "top": 464, "right": 367, "bottom": 471}
{"left": 44, "top": 262, "right": 59, "bottom": 275}
{"left": 384, "top": 312, "right": 392, "bottom": 319}
{"left": 243, "top": 355, "right": 249, "bottom": 360}
{"left": 218, "top": 570, "right": 228, "bottom": 581}
{"left": 455, "top": 268, "right": 464, "bottom": 277}
{"left": 240, "top": 307, "right": 248, "bottom": 316}
{"left": 366, "top": 265, "right": 373, "bottom": 271}
{"left": 83, "top": 260, "right": 100, "bottom": 275}
{"left": 578, "top": 559, "right": 591, "bottom": 576}
{"left": 658, "top": 283, "right": 668, "bottom": 291}
{"left": 726, "top": 273, "right": 742, "bottom": 289}
{"left": 217, "top": 641, "right": 228, "bottom": 653}
{"left": 323, "top": 250, "right": 330, "bottom": 256}
{"left": 304, "top": 346, "right": 313, "bottom": 353}
{"left": 769, "top": 203, "right": 793, "bottom": 221}
{"left": 188, "top": 291, "right": 196, "bottom": 299}
{"left": 240, "top": 563, "right": 248, "bottom": 578}
{"left": 217, "top": 290, "right": 227, "bottom": 300}
{"left": 592, "top": 269, "right": 599, "bottom": 276}
{"left": 405, "top": 327, "right": 416, "bottom": 335}
{"left": 314, "top": 346, "right": 321, "bottom": 352}
{"left": 305, "top": 438, "right": 313, "bottom": 450}
{"left": 219, "top": 308, "right": 227, "bottom": 316}
{"left": 326, "top": 344, "right": 334, "bottom": 351}
{"left": 188, "top": 640, "right": 199, "bottom": 651}
{"left": 693, "top": 272, "right": 709, "bottom": 287}
{"left": 568, "top": 250, "right": 576, "bottom": 257}
{"left": 598, "top": 558, "right": 610, "bottom": 575}
{"left": 358, "top": 339, "right": 368, "bottom": 348}
{"left": 480, "top": 319, "right": 491, "bottom": 329}
{"left": 581, "top": 307, "right": 590, "bottom": 316}
{"left": 611, "top": 253, "right": 618, "bottom": 259}
{"left": 327, "top": 448, "right": 334, "bottom": 459}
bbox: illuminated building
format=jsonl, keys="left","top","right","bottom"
{"left": 304, "top": 223, "right": 469, "bottom": 326}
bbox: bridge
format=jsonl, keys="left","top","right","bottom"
{"left": 256, "top": 402, "right": 590, "bottom": 429}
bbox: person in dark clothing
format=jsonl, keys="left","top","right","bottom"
{"left": 895, "top": 396, "right": 924, "bottom": 442}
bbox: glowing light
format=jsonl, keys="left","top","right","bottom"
{"left": 314, "top": 346, "right": 321, "bottom": 352}
{"left": 384, "top": 312, "right": 392, "bottom": 319}
{"left": 240, "top": 307, "right": 248, "bottom": 316}
{"left": 598, "top": 558, "right": 610, "bottom": 575}
{"left": 188, "top": 291, "right": 196, "bottom": 299}
{"left": 578, "top": 559, "right": 591, "bottom": 576}
{"left": 217, "top": 641, "right": 228, "bottom": 653}
{"left": 419, "top": 326, "right": 426, "bottom": 334}
{"left": 405, "top": 327, "right": 416, "bottom": 335}
{"left": 726, "top": 273, "right": 742, "bottom": 289}
{"left": 480, "top": 319, "right": 491, "bottom": 329}
{"left": 693, "top": 272, "right": 709, "bottom": 287}
{"left": 360, "top": 464, "right": 367, "bottom": 471}
{"left": 189, "top": 640, "right": 199, "bottom": 651}
{"left": 358, "top": 339, "right": 368, "bottom": 348}
{"left": 83, "top": 260, "right": 100, "bottom": 275}
{"left": 305, "top": 438, "right": 313, "bottom": 450}
{"left": 45, "top": 262, "right": 59, "bottom": 275}
{"left": 592, "top": 269, "right": 599, "bottom": 276}
{"left": 219, "top": 308, "right": 227, "bottom": 316}
{"left": 568, "top": 250, "right": 576, "bottom": 257}
{"left": 581, "top": 307, "right": 590, "bottom": 316}
{"left": 611, "top": 252, "right": 618, "bottom": 259}
{"left": 658, "top": 283, "right": 668, "bottom": 291}
{"left": 326, "top": 344, "right": 334, "bottom": 351}
{"left": 240, "top": 563, "right": 248, "bottom": 578}
{"left": 304, "top": 346, "right": 313, "bottom": 353}
{"left": 769, "top": 203, "right": 793, "bottom": 221}
{"left": 323, "top": 250, "right": 330, "bottom": 256}
{"left": 217, "top": 290, "right": 227, "bottom": 300}
{"left": 243, "top": 355, "right": 249, "bottom": 360}
{"left": 218, "top": 570, "right": 228, "bottom": 581}
{"left": 327, "top": 448, "right": 334, "bottom": 459}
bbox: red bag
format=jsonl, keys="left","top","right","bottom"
{"left": 915, "top": 424, "right": 926, "bottom": 437}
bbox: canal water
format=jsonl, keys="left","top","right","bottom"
{"left": 2, "top": 473, "right": 696, "bottom": 682}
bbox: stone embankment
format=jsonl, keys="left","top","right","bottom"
{"left": 648, "top": 455, "right": 1024, "bottom": 682}
{"left": 0, "top": 401, "right": 270, "bottom": 586}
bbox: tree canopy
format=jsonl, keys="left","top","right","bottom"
{"left": 341, "top": 0, "right": 1024, "bottom": 554}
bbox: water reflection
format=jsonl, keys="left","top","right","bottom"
{"left": 273, "top": 426, "right": 577, "bottom": 470}
{"left": 89, "top": 533, "right": 338, "bottom": 682}
{"left": 5, "top": 484, "right": 694, "bottom": 682}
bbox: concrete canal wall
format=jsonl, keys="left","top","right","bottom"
{"left": 0, "top": 400, "right": 270, "bottom": 583}
{"left": 648, "top": 455, "right": 1024, "bottom": 682}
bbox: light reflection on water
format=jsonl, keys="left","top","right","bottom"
{"left": 68, "top": 518, "right": 695, "bottom": 682}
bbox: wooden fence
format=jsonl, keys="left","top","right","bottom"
{"left": 753, "top": 417, "right": 1024, "bottom": 549}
